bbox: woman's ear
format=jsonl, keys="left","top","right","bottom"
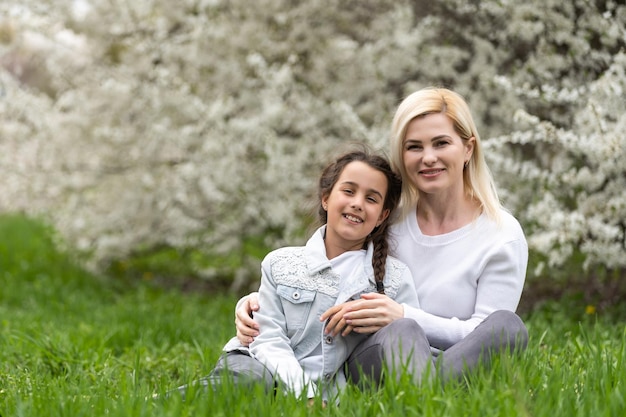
{"left": 321, "top": 195, "right": 329, "bottom": 211}
{"left": 465, "top": 136, "right": 476, "bottom": 161}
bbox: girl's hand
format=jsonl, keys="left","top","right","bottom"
{"left": 235, "top": 294, "right": 260, "bottom": 346}
{"left": 321, "top": 293, "right": 404, "bottom": 336}
{"left": 320, "top": 300, "right": 359, "bottom": 337}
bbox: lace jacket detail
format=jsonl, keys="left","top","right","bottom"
{"left": 268, "top": 247, "right": 340, "bottom": 297}
{"left": 379, "top": 257, "right": 408, "bottom": 299}
{"left": 267, "top": 246, "right": 409, "bottom": 299}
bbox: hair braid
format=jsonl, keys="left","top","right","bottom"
{"left": 366, "top": 165, "right": 402, "bottom": 295}
{"left": 370, "top": 223, "right": 390, "bottom": 293}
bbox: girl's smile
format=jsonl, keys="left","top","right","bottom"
{"left": 343, "top": 213, "right": 364, "bottom": 224}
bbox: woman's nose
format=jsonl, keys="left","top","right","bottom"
{"left": 422, "top": 147, "right": 437, "bottom": 164}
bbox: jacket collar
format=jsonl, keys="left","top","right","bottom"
{"left": 304, "top": 225, "right": 375, "bottom": 288}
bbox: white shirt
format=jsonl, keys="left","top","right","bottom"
{"left": 391, "top": 208, "right": 528, "bottom": 350}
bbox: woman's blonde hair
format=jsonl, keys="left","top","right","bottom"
{"left": 389, "top": 87, "right": 502, "bottom": 222}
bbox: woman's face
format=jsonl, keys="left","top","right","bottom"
{"left": 402, "top": 113, "right": 474, "bottom": 197}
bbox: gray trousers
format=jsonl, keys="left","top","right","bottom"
{"left": 177, "top": 310, "right": 527, "bottom": 397}
{"left": 345, "top": 310, "right": 528, "bottom": 385}
{"left": 173, "top": 350, "right": 276, "bottom": 399}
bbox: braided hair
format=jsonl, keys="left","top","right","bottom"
{"left": 317, "top": 149, "right": 402, "bottom": 294}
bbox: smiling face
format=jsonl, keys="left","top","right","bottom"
{"left": 321, "top": 161, "right": 390, "bottom": 258}
{"left": 402, "top": 112, "right": 474, "bottom": 198}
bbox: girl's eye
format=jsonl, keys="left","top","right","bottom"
{"left": 367, "top": 196, "right": 379, "bottom": 203}
{"left": 342, "top": 189, "right": 354, "bottom": 195}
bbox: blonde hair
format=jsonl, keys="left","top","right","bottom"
{"left": 389, "top": 87, "right": 502, "bottom": 222}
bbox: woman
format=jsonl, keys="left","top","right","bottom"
{"left": 236, "top": 87, "right": 529, "bottom": 384}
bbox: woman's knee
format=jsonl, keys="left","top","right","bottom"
{"left": 346, "top": 318, "right": 429, "bottom": 385}
{"left": 376, "top": 319, "right": 432, "bottom": 375}
{"left": 376, "top": 318, "right": 426, "bottom": 348}
{"left": 485, "top": 310, "right": 528, "bottom": 351}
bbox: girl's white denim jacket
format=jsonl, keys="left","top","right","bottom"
{"left": 223, "top": 226, "right": 419, "bottom": 400}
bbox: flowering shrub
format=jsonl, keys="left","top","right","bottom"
{"left": 488, "top": 53, "right": 626, "bottom": 277}
{"left": 1, "top": 0, "right": 624, "bottom": 289}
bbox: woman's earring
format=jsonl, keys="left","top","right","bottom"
{"left": 464, "top": 160, "right": 469, "bottom": 168}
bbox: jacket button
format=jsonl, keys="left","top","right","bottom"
{"left": 325, "top": 335, "right": 333, "bottom": 344}
{"left": 292, "top": 291, "right": 300, "bottom": 300}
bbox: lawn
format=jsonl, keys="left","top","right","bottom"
{"left": 0, "top": 214, "right": 624, "bottom": 416}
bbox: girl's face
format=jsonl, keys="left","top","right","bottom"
{"left": 322, "top": 161, "right": 389, "bottom": 255}
{"left": 402, "top": 113, "right": 474, "bottom": 197}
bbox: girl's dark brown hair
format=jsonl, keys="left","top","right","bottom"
{"left": 317, "top": 148, "right": 402, "bottom": 294}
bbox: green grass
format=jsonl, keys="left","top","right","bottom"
{"left": 1, "top": 214, "right": 625, "bottom": 416}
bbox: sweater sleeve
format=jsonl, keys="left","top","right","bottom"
{"left": 404, "top": 238, "right": 528, "bottom": 350}
{"left": 248, "top": 258, "right": 313, "bottom": 398}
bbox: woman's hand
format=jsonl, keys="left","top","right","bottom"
{"left": 235, "top": 294, "right": 260, "bottom": 346}
{"left": 320, "top": 293, "right": 404, "bottom": 336}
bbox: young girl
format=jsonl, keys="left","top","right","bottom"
{"left": 187, "top": 149, "right": 420, "bottom": 403}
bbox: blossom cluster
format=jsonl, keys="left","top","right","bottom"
{"left": 1, "top": 0, "right": 624, "bottom": 286}
{"left": 488, "top": 53, "right": 626, "bottom": 274}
